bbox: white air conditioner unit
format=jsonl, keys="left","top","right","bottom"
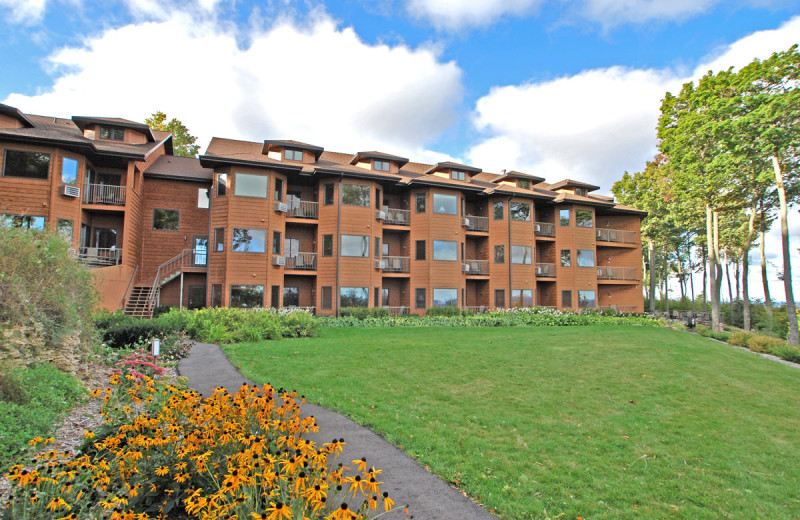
{"left": 62, "top": 185, "right": 80, "bottom": 198}
{"left": 272, "top": 256, "right": 286, "bottom": 266}
{"left": 534, "top": 223, "right": 541, "bottom": 233}
{"left": 375, "top": 260, "right": 386, "bottom": 269}
{"left": 275, "top": 202, "right": 288, "bottom": 212}
{"left": 375, "top": 210, "right": 386, "bottom": 220}
{"left": 461, "top": 218, "right": 470, "bottom": 227}
{"left": 598, "top": 268, "right": 605, "bottom": 277}
{"left": 461, "top": 263, "right": 470, "bottom": 273}
{"left": 535, "top": 266, "right": 543, "bottom": 275}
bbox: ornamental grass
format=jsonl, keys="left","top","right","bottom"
{"left": 4, "top": 359, "right": 397, "bottom": 520}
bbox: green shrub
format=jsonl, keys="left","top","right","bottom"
{"left": 728, "top": 331, "right": 754, "bottom": 347}
{"left": 774, "top": 345, "right": 800, "bottom": 363}
{"left": 0, "top": 364, "right": 84, "bottom": 470}
{"left": 281, "top": 310, "right": 319, "bottom": 337}
{"left": 102, "top": 321, "right": 171, "bottom": 349}
{"left": 425, "top": 306, "right": 461, "bottom": 317}
{"left": 339, "top": 307, "right": 370, "bottom": 319}
{"left": 748, "top": 335, "right": 787, "bottom": 354}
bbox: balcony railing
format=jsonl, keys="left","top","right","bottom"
{"left": 285, "top": 252, "right": 317, "bottom": 270}
{"left": 464, "top": 259, "right": 489, "bottom": 275}
{"left": 597, "top": 266, "right": 638, "bottom": 281}
{"left": 598, "top": 305, "right": 640, "bottom": 313}
{"left": 535, "top": 262, "right": 556, "bottom": 277}
{"left": 465, "top": 305, "right": 490, "bottom": 314}
{"left": 596, "top": 228, "right": 637, "bottom": 244}
{"left": 534, "top": 222, "right": 555, "bottom": 237}
{"left": 382, "top": 256, "right": 410, "bottom": 273}
{"left": 384, "top": 208, "right": 410, "bottom": 225}
{"left": 465, "top": 215, "right": 489, "bottom": 232}
{"left": 288, "top": 201, "right": 318, "bottom": 219}
{"left": 77, "top": 247, "right": 122, "bottom": 266}
{"left": 382, "top": 306, "right": 410, "bottom": 316}
{"left": 83, "top": 184, "right": 126, "bottom": 206}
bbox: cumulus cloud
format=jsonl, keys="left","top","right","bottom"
{"left": 0, "top": 0, "right": 48, "bottom": 24}
{"left": 466, "top": 15, "right": 800, "bottom": 189}
{"left": 405, "top": 0, "right": 542, "bottom": 30}
{"left": 4, "top": 9, "right": 463, "bottom": 157}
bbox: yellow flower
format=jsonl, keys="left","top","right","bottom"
{"left": 46, "top": 497, "right": 71, "bottom": 512}
{"left": 382, "top": 492, "right": 395, "bottom": 513}
{"left": 327, "top": 503, "right": 358, "bottom": 520}
{"left": 155, "top": 465, "right": 169, "bottom": 476}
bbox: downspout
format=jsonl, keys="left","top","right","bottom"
{"left": 507, "top": 196, "right": 513, "bottom": 306}
{"left": 335, "top": 173, "right": 343, "bottom": 317}
{"left": 207, "top": 186, "right": 212, "bottom": 308}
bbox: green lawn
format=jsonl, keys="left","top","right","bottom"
{"left": 222, "top": 325, "right": 800, "bottom": 520}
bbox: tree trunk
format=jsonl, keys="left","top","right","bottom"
{"left": 760, "top": 227, "right": 773, "bottom": 331}
{"left": 743, "top": 207, "right": 756, "bottom": 331}
{"left": 702, "top": 245, "right": 708, "bottom": 312}
{"left": 649, "top": 239, "right": 656, "bottom": 314}
{"left": 663, "top": 249, "right": 670, "bottom": 315}
{"left": 772, "top": 156, "right": 798, "bottom": 345}
{"left": 709, "top": 206, "right": 723, "bottom": 331}
{"left": 725, "top": 248, "right": 734, "bottom": 325}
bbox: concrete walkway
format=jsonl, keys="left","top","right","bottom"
{"left": 178, "top": 342, "right": 498, "bottom": 520}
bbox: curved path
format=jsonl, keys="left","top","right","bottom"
{"left": 178, "top": 342, "right": 498, "bottom": 520}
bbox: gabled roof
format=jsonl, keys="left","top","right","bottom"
{"left": 492, "top": 170, "right": 546, "bottom": 184}
{"left": 263, "top": 139, "right": 324, "bottom": 160}
{"left": 424, "top": 161, "right": 482, "bottom": 175}
{"left": 548, "top": 179, "right": 601, "bottom": 192}
{"left": 350, "top": 151, "right": 409, "bottom": 168}
{"left": 0, "top": 103, "right": 35, "bottom": 128}
{"left": 145, "top": 155, "right": 213, "bottom": 182}
{"left": 72, "top": 116, "right": 156, "bottom": 142}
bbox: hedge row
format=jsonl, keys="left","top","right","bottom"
{"left": 728, "top": 330, "right": 800, "bottom": 363}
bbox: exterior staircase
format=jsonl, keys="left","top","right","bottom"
{"left": 122, "top": 249, "right": 201, "bottom": 318}
{"left": 124, "top": 285, "right": 158, "bottom": 317}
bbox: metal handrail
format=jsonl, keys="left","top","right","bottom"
{"left": 535, "top": 262, "right": 556, "bottom": 277}
{"left": 465, "top": 305, "right": 490, "bottom": 313}
{"left": 384, "top": 208, "right": 410, "bottom": 225}
{"left": 464, "top": 259, "right": 489, "bottom": 275}
{"left": 596, "top": 228, "right": 637, "bottom": 244}
{"left": 382, "top": 256, "right": 410, "bottom": 273}
{"left": 534, "top": 222, "right": 555, "bottom": 237}
{"left": 83, "top": 183, "right": 127, "bottom": 205}
{"left": 465, "top": 215, "right": 489, "bottom": 231}
{"left": 77, "top": 247, "right": 123, "bottom": 266}
{"left": 597, "top": 266, "right": 638, "bottom": 280}
{"left": 122, "top": 265, "right": 139, "bottom": 309}
{"left": 288, "top": 200, "right": 318, "bottom": 219}
{"left": 285, "top": 252, "right": 317, "bottom": 270}
{"left": 381, "top": 306, "right": 410, "bottom": 316}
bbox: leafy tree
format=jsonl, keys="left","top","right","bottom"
{"left": 145, "top": 111, "right": 200, "bottom": 158}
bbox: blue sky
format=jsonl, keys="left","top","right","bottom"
{"left": 1, "top": 0, "right": 799, "bottom": 300}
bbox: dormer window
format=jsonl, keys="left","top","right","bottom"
{"left": 284, "top": 149, "right": 303, "bottom": 161}
{"left": 99, "top": 126, "right": 124, "bottom": 140}
{"left": 451, "top": 170, "right": 466, "bottom": 181}
{"left": 518, "top": 179, "right": 530, "bottom": 189}
{"left": 374, "top": 160, "right": 390, "bottom": 172}
{"left": 576, "top": 187, "right": 587, "bottom": 197}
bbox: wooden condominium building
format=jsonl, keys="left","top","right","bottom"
{"left": 0, "top": 103, "right": 645, "bottom": 316}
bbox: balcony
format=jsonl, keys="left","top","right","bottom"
{"left": 288, "top": 201, "right": 318, "bottom": 219}
{"left": 77, "top": 247, "right": 122, "bottom": 266}
{"left": 83, "top": 184, "right": 126, "bottom": 206}
{"left": 464, "top": 259, "right": 489, "bottom": 275}
{"left": 596, "top": 228, "right": 637, "bottom": 244}
{"left": 384, "top": 208, "right": 410, "bottom": 226}
{"left": 382, "top": 256, "right": 410, "bottom": 273}
{"left": 535, "top": 262, "right": 556, "bottom": 277}
{"left": 465, "top": 215, "right": 489, "bottom": 232}
{"left": 597, "top": 266, "right": 638, "bottom": 281}
{"left": 285, "top": 252, "right": 317, "bottom": 270}
{"left": 534, "top": 222, "right": 554, "bottom": 237}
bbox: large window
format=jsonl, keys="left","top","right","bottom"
{"left": 232, "top": 228, "right": 266, "bottom": 253}
{"left": 415, "top": 288, "right": 426, "bottom": 309}
{"left": 494, "top": 244, "right": 505, "bottom": 263}
{"left": 322, "top": 234, "right": 333, "bottom": 256}
{"left": 511, "top": 289, "right": 533, "bottom": 307}
{"left": 559, "top": 209, "right": 570, "bottom": 226}
{"left": 561, "top": 249, "right": 571, "bottom": 267}
{"left": 510, "top": 245, "right": 532, "bottom": 264}
{"left": 415, "top": 193, "right": 426, "bottom": 213}
{"left": 198, "top": 188, "right": 210, "bottom": 208}
{"left": 577, "top": 249, "right": 595, "bottom": 267}
{"left": 57, "top": 218, "right": 73, "bottom": 243}
{"left": 433, "top": 193, "right": 457, "bottom": 215}
{"left": 283, "top": 286, "right": 299, "bottom": 307}
{"left": 216, "top": 173, "right": 227, "bottom": 196}
{"left": 234, "top": 173, "right": 268, "bottom": 198}
{"left": 230, "top": 285, "right": 264, "bottom": 308}
{"left": 284, "top": 149, "right": 303, "bottom": 161}
{"left": 493, "top": 201, "right": 504, "bottom": 220}
{"left": 495, "top": 289, "right": 505, "bottom": 308}
{"left": 341, "top": 234, "right": 369, "bottom": 257}
{"left": 2, "top": 214, "right": 45, "bottom": 230}
{"left": 3, "top": 150, "right": 50, "bottom": 180}
{"left": 99, "top": 126, "right": 124, "bottom": 140}
{"left": 340, "top": 287, "right": 368, "bottom": 307}
{"left": 214, "top": 228, "right": 224, "bottom": 252}
{"left": 510, "top": 202, "right": 531, "bottom": 221}
{"left": 415, "top": 240, "right": 426, "bottom": 260}
{"left": 433, "top": 240, "right": 458, "bottom": 261}
{"left": 578, "top": 290, "right": 596, "bottom": 309}
{"left": 341, "top": 184, "right": 370, "bottom": 206}
{"left": 576, "top": 209, "right": 594, "bottom": 228}
{"left": 153, "top": 209, "right": 180, "bottom": 231}
{"left": 61, "top": 157, "right": 78, "bottom": 185}
{"left": 433, "top": 288, "right": 458, "bottom": 307}
{"left": 373, "top": 160, "right": 390, "bottom": 172}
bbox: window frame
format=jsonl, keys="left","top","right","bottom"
{"left": 321, "top": 286, "right": 333, "bottom": 310}
{"left": 2, "top": 149, "right": 50, "bottom": 180}
{"left": 415, "top": 288, "right": 426, "bottom": 309}
{"left": 415, "top": 193, "right": 426, "bottom": 213}
{"left": 272, "top": 231, "right": 282, "bottom": 255}
{"left": 322, "top": 234, "right": 333, "bottom": 257}
{"left": 197, "top": 188, "right": 210, "bottom": 209}
{"left": 510, "top": 245, "right": 532, "bottom": 265}
{"left": 229, "top": 285, "right": 264, "bottom": 308}
{"left": 432, "top": 240, "right": 458, "bottom": 262}
{"left": 432, "top": 193, "right": 458, "bottom": 215}
{"left": 341, "top": 183, "right": 371, "bottom": 207}
{"left": 494, "top": 289, "right": 505, "bottom": 309}
{"left": 152, "top": 208, "right": 180, "bottom": 231}
{"left": 61, "top": 157, "right": 79, "bottom": 185}
{"left": 559, "top": 208, "right": 570, "bottom": 226}
{"left": 560, "top": 249, "right": 572, "bottom": 267}
{"left": 323, "top": 184, "right": 334, "bottom": 205}
{"left": 99, "top": 126, "right": 124, "bottom": 140}
{"left": 274, "top": 178, "right": 284, "bottom": 202}
{"left": 231, "top": 228, "right": 267, "bottom": 253}
{"left": 576, "top": 209, "right": 594, "bottom": 228}
{"left": 234, "top": 172, "right": 269, "bottom": 198}
{"left": 214, "top": 227, "right": 225, "bottom": 252}
{"left": 340, "top": 234, "right": 370, "bottom": 257}
{"left": 340, "top": 286, "right": 369, "bottom": 308}
{"left": 562, "top": 290, "right": 572, "bottom": 308}
{"left": 451, "top": 170, "right": 466, "bottom": 181}
{"left": 216, "top": 173, "right": 227, "bottom": 197}
{"left": 432, "top": 288, "right": 458, "bottom": 307}
{"left": 494, "top": 244, "right": 505, "bottom": 264}
{"left": 373, "top": 160, "right": 390, "bottom": 172}
{"left": 511, "top": 289, "right": 533, "bottom": 307}
{"left": 493, "top": 201, "right": 504, "bottom": 220}
{"left": 578, "top": 290, "right": 596, "bottom": 309}
{"left": 415, "top": 240, "right": 426, "bottom": 261}
{"left": 284, "top": 149, "right": 303, "bottom": 161}
{"left": 509, "top": 201, "right": 531, "bottom": 221}
{"left": 576, "top": 249, "right": 595, "bottom": 267}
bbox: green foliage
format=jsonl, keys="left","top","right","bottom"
{"left": 0, "top": 226, "right": 97, "bottom": 349}
{"left": 425, "top": 305, "right": 461, "bottom": 317}
{"left": 728, "top": 330, "right": 753, "bottom": 347}
{"left": 0, "top": 364, "right": 84, "bottom": 470}
{"left": 727, "top": 328, "right": 800, "bottom": 363}
{"left": 694, "top": 324, "right": 731, "bottom": 342}
{"left": 145, "top": 111, "right": 200, "bottom": 157}
{"left": 339, "top": 307, "right": 390, "bottom": 319}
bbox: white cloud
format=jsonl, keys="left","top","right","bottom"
{"left": 405, "top": 0, "right": 542, "bottom": 30}
{"left": 0, "top": 0, "right": 48, "bottom": 24}
{"left": 3, "top": 10, "right": 463, "bottom": 158}
{"left": 577, "top": 0, "right": 718, "bottom": 28}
